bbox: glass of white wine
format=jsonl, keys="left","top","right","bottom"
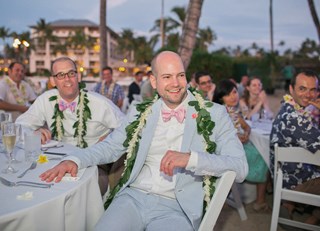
{"left": 2, "top": 122, "right": 18, "bottom": 173}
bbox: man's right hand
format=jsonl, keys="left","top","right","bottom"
{"left": 39, "top": 160, "right": 78, "bottom": 183}
{"left": 37, "top": 128, "right": 52, "bottom": 144}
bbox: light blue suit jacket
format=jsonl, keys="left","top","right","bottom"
{"left": 69, "top": 92, "right": 248, "bottom": 230}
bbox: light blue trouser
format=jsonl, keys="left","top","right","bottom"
{"left": 95, "top": 187, "right": 194, "bottom": 231}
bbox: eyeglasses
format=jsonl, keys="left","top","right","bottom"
{"left": 53, "top": 70, "right": 77, "bottom": 80}
{"left": 199, "top": 80, "right": 212, "bottom": 86}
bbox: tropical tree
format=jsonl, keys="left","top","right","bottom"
{"left": 0, "top": 26, "right": 11, "bottom": 58}
{"left": 100, "top": 0, "right": 107, "bottom": 74}
{"left": 196, "top": 27, "right": 216, "bottom": 52}
{"left": 307, "top": 0, "right": 320, "bottom": 44}
{"left": 117, "top": 29, "right": 135, "bottom": 60}
{"left": 32, "top": 18, "right": 57, "bottom": 48}
{"left": 178, "top": 0, "right": 204, "bottom": 69}
{"left": 67, "top": 29, "right": 95, "bottom": 51}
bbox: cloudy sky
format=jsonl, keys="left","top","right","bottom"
{"left": 0, "top": 0, "right": 319, "bottom": 53}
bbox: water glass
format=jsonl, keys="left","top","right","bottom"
{"left": 24, "top": 130, "right": 41, "bottom": 162}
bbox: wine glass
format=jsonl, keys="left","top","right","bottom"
{"left": 0, "top": 112, "right": 11, "bottom": 153}
{"left": 2, "top": 122, "right": 18, "bottom": 173}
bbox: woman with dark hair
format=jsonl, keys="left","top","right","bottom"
{"left": 213, "top": 79, "right": 270, "bottom": 212}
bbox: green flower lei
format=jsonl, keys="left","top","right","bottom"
{"left": 49, "top": 82, "right": 92, "bottom": 148}
{"left": 104, "top": 89, "right": 217, "bottom": 214}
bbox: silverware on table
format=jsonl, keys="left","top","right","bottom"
{"left": 17, "top": 161, "right": 37, "bottom": 178}
{"left": 43, "top": 151, "right": 67, "bottom": 156}
{"left": 0, "top": 177, "right": 53, "bottom": 188}
{"left": 41, "top": 144, "right": 64, "bottom": 151}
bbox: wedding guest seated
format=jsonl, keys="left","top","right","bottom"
{"left": 94, "top": 66, "right": 125, "bottom": 108}
{"left": 16, "top": 57, "right": 125, "bottom": 195}
{"left": 239, "top": 77, "right": 273, "bottom": 120}
{"left": 0, "top": 62, "right": 37, "bottom": 121}
{"left": 270, "top": 70, "right": 320, "bottom": 226}
{"left": 213, "top": 79, "right": 270, "bottom": 212}
{"left": 40, "top": 51, "right": 248, "bottom": 231}
{"left": 194, "top": 71, "right": 215, "bottom": 100}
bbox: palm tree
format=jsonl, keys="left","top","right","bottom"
{"left": 100, "top": 0, "right": 107, "bottom": 74}
{"left": 33, "top": 18, "right": 57, "bottom": 48}
{"left": 178, "top": 0, "right": 204, "bottom": 69}
{"left": 307, "top": 0, "right": 320, "bottom": 44}
{"left": 117, "top": 29, "right": 135, "bottom": 60}
{"left": 0, "top": 27, "right": 11, "bottom": 60}
{"left": 196, "top": 27, "right": 215, "bottom": 52}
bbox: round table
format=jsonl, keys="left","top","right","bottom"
{"left": 0, "top": 144, "right": 104, "bottom": 231}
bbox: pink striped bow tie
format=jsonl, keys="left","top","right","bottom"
{"left": 58, "top": 100, "right": 77, "bottom": 112}
{"left": 161, "top": 107, "right": 186, "bottom": 123}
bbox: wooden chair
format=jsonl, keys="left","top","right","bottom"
{"left": 270, "top": 144, "right": 320, "bottom": 231}
{"left": 198, "top": 171, "right": 236, "bottom": 231}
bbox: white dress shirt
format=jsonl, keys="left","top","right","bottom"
{"left": 130, "top": 96, "right": 189, "bottom": 199}
{"left": 16, "top": 89, "right": 124, "bottom": 147}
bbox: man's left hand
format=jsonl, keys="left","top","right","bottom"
{"left": 160, "top": 150, "right": 191, "bottom": 176}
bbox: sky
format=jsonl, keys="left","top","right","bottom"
{"left": 0, "top": 0, "right": 319, "bottom": 54}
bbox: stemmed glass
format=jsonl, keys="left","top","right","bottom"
{"left": 0, "top": 112, "right": 11, "bottom": 153}
{"left": 2, "top": 122, "right": 18, "bottom": 173}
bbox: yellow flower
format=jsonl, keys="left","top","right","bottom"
{"left": 37, "top": 154, "right": 49, "bottom": 164}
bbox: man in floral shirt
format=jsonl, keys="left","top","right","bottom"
{"left": 270, "top": 70, "right": 320, "bottom": 225}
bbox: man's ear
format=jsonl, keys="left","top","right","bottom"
{"left": 49, "top": 76, "right": 56, "bottom": 87}
{"left": 289, "top": 84, "right": 293, "bottom": 95}
{"left": 150, "top": 74, "right": 157, "bottom": 89}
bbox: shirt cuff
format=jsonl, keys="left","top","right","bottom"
{"left": 186, "top": 151, "right": 198, "bottom": 172}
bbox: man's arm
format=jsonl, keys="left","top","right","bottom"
{"left": 0, "top": 100, "right": 29, "bottom": 113}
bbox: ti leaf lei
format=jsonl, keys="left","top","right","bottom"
{"left": 104, "top": 89, "right": 217, "bottom": 214}
{"left": 49, "top": 82, "right": 92, "bottom": 148}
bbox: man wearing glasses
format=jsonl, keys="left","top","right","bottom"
{"left": 194, "top": 71, "right": 216, "bottom": 101}
{"left": 16, "top": 57, "right": 125, "bottom": 195}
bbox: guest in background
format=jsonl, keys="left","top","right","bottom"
{"left": 270, "top": 70, "right": 320, "bottom": 225}
{"left": 281, "top": 61, "right": 295, "bottom": 92}
{"left": 239, "top": 77, "right": 273, "bottom": 120}
{"left": 237, "top": 75, "right": 249, "bottom": 98}
{"left": 214, "top": 79, "right": 270, "bottom": 212}
{"left": 0, "top": 62, "right": 37, "bottom": 121}
{"left": 140, "top": 70, "right": 155, "bottom": 101}
{"left": 194, "top": 71, "right": 215, "bottom": 100}
{"left": 128, "top": 71, "right": 143, "bottom": 104}
{"left": 94, "top": 66, "right": 125, "bottom": 108}
{"left": 188, "top": 72, "right": 197, "bottom": 89}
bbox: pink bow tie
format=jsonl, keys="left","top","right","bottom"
{"left": 58, "top": 100, "right": 77, "bottom": 112}
{"left": 161, "top": 107, "right": 186, "bottom": 123}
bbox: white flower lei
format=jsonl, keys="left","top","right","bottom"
{"left": 105, "top": 90, "right": 217, "bottom": 214}
{"left": 5, "top": 77, "right": 27, "bottom": 105}
{"left": 49, "top": 88, "right": 91, "bottom": 148}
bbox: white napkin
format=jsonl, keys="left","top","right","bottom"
{"left": 61, "top": 168, "right": 86, "bottom": 182}
{"left": 41, "top": 140, "right": 59, "bottom": 148}
{"left": 17, "top": 191, "right": 33, "bottom": 200}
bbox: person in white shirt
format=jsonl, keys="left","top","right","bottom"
{"left": 0, "top": 62, "right": 37, "bottom": 121}
{"left": 16, "top": 57, "right": 125, "bottom": 195}
{"left": 40, "top": 51, "right": 248, "bottom": 231}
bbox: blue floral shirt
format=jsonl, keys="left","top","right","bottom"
{"left": 270, "top": 102, "right": 320, "bottom": 189}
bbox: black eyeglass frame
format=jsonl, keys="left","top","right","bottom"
{"left": 52, "top": 70, "right": 78, "bottom": 80}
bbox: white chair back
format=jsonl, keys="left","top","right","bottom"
{"left": 198, "top": 171, "right": 236, "bottom": 231}
{"left": 270, "top": 144, "right": 320, "bottom": 231}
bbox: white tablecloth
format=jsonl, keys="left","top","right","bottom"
{"left": 0, "top": 144, "right": 104, "bottom": 231}
{"left": 249, "top": 120, "right": 272, "bottom": 167}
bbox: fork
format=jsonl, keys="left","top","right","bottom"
{"left": 17, "top": 161, "right": 37, "bottom": 178}
{"left": 41, "top": 144, "right": 64, "bottom": 151}
{"left": 0, "top": 177, "right": 53, "bottom": 188}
